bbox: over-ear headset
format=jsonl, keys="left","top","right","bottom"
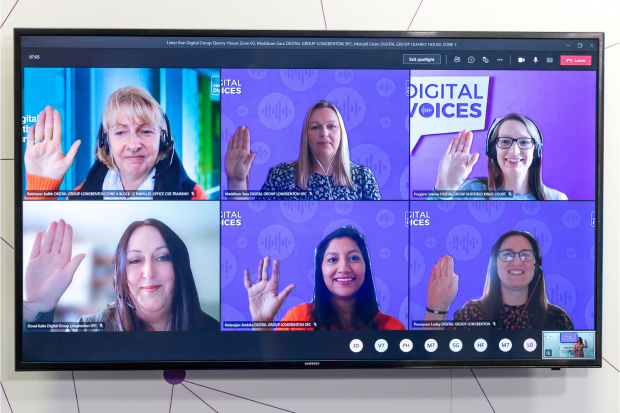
{"left": 97, "top": 110, "right": 173, "bottom": 155}
{"left": 486, "top": 115, "right": 543, "bottom": 159}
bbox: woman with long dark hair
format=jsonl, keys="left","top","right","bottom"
{"left": 244, "top": 226, "right": 405, "bottom": 330}
{"left": 23, "top": 219, "right": 218, "bottom": 331}
{"left": 573, "top": 337, "right": 588, "bottom": 357}
{"left": 423, "top": 230, "right": 573, "bottom": 330}
{"left": 432, "top": 114, "right": 567, "bottom": 200}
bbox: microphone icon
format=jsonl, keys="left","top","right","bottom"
{"left": 533, "top": 57, "right": 539, "bottom": 63}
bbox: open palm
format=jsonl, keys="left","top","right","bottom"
{"left": 244, "top": 256, "right": 295, "bottom": 323}
{"left": 23, "top": 220, "right": 85, "bottom": 320}
{"left": 426, "top": 255, "right": 459, "bottom": 312}
{"left": 225, "top": 126, "right": 255, "bottom": 186}
{"left": 435, "top": 130, "right": 479, "bottom": 191}
{"left": 24, "top": 106, "right": 81, "bottom": 181}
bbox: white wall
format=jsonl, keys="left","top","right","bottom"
{"left": 1, "top": 1, "right": 618, "bottom": 412}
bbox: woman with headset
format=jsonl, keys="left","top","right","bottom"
{"left": 24, "top": 86, "right": 207, "bottom": 200}
{"left": 423, "top": 230, "right": 574, "bottom": 330}
{"left": 243, "top": 226, "right": 405, "bottom": 331}
{"left": 432, "top": 113, "right": 567, "bottom": 200}
{"left": 225, "top": 100, "right": 381, "bottom": 200}
{"left": 23, "top": 219, "right": 218, "bottom": 331}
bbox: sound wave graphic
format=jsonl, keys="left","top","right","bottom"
{"left": 548, "top": 286, "right": 573, "bottom": 307}
{"left": 332, "top": 96, "right": 362, "bottom": 123}
{"left": 470, "top": 201, "right": 503, "bottom": 214}
{"left": 281, "top": 69, "right": 317, "bottom": 83}
{"left": 260, "top": 99, "right": 293, "bottom": 121}
{"left": 353, "top": 152, "right": 387, "bottom": 174}
{"left": 250, "top": 143, "right": 270, "bottom": 163}
{"left": 260, "top": 231, "right": 293, "bottom": 255}
{"left": 522, "top": 201, "right": 540, "bottom": 215}
{"left": 377, "top": 80, "right": 395, "bottom": 93}
{"left": 223, "top": 259, "right": 234, "bottom": 275}
{"left": 335, "top": 70, "right": 354, "bottom": 83}
{"left": 377, "top": 212, "right": 394, "bottom": 225}
{"left": 563, "top": 211, "right": 581, "bottom": 226}
{"left": 248, "top": 69, "right": 267, "bottom": 79}
{"left": 411, "top": 258, "right": 423, "bottom": 274}
{"left": 448, "top": 230, "right": 481, "bottom": 254}
{"left": 335, "top": 201, "right": 353, "bottom": 214}
{"left": 527, "top": 226, "right": 551, "bottom": 250}
{"left": 281, "top": 201, "right": 315, "bottom": 215}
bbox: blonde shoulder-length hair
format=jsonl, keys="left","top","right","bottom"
{"left": 294, "top": 100, "right": 354, "bottom": 190}
{"left": 96, "top": 86, "right": 170, "bottom": 170}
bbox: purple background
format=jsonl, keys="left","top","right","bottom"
{"left": 409, "top": 70, "right": 597, "bottom": 200}
{"left": 220, "top": 200, "right": 409, "bottom": 329}
{"left": 408, "top": 201, "right": 595, "bottom": 330}
{"left": 221, "top": 69, "right": 410, "bottom": 200}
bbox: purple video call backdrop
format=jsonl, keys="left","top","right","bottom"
{"left": 220, "top": 201, "right": 409, "bottom": 329}
{"left": 409, "top": 70, "right": 597, "bottom": 200}
{"left": 220, "top": 69, "right": 410, "bottom": 200}
{"left": 408, "top": 201, "right": 595, "bottom": 330}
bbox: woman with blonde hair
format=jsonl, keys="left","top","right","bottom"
{"left": 24, "top": 86, "right": 206, "bottom": 200}
{"left": 225, "top": 100, "right": 380, "bottom": 200}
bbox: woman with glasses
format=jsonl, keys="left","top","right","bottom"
{"left": 432, "top": 113, "right": 567, "bottom": 200}
{"left": 423, "top": 230, "right": 574, "bottom": 330}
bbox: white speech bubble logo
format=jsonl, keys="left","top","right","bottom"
{"left": 409, "top": 76, "right": 489, "bottom": 152}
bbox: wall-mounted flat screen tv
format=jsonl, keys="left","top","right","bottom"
{"left": 14, "top": 29, "right": 603, "bottom": 370}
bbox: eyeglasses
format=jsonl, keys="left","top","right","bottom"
{"left": 495, "top": 137, "right": 536, "bottom": 150}
{"left": 497, "top": 250, "right": 535, "bottom": 262}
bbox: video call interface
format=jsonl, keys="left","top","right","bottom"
{"left": 18, "top": 34, "right": 600, "bottom": 366}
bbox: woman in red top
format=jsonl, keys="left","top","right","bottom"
{"left": 243, "top": 226, "right": 405, "bottom": 331}
{"left": 573, "top": 337, "right": 588, "bottom": 357}
{"left": 423, "top": 230, "right": 573, "bottom": 330}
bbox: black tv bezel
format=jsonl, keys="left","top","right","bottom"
{"left": 14, "top": 28, "right": 604, "bottom": 371}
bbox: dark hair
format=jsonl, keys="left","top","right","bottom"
{"left": 107, "top": 219, "right": 202, "bottom": 331}
{"left": 477, "top": 113, "right": 548, "bottom": 200}
{"left": 479, "top": 230, "right": 550, "bottom": 329}
{"left": 577, "top": 337, "right": 584, "bottom": 344}
{"left": 310, "top": 226, "right": 380, "bottom": 330}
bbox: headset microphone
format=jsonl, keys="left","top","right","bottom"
{"left": 97, "top": 110, "right": 174, "bottom": 156}
{"left": 511, "top": 265, "right": 543, "bottom": 330}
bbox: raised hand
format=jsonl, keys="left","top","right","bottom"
{"left": 23, "top": 220, "right": 86, "bottom": 321}
{"left": 426, "top": 255, "right": 459, "bottom": 313}
{"left": 244, "top": 256, "right": 295, "bottom": 324}
{"left": 225, "top": 126, "right": 256, "bottom": 190}
{"left": 24, "top": 106, "right": 81, "bottom": 181}
{"left": 435, "top": 130, "right": 479, "bottom": 191}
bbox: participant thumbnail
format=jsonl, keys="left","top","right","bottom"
{"left": 22, "top": 68, "right": 221, "bottom": 200}
{"left": 220, "top": 69, "right": 409, "bottom": 200}
{"left": 409, "top": 70, "right": 596, "bottom": 200}
{"left": 220, "top": 200, "right": 409, "bottom": 330}
{"left": 408, "top": 201, "right": 595, "bottom": 330}
{"left": 22, "top": 201, "right": 220, "bottom": 331}
{"left": 542, "top": 331, "right": 594, "bottom": 358}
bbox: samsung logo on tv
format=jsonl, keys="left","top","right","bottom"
{"left": 304, "top": 362, "right": 320, "bottom": 366}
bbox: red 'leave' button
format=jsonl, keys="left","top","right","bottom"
{"left": 561, "top": 55, "right": 592, "bottom": 65}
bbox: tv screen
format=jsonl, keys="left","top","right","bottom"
{"left": 15, "top": 29, "right": 603, "bottom": 370}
